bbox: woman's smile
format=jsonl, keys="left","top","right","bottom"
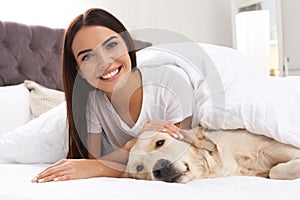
{"left": 100, "top": 65, "right": 123, "bottom": 82}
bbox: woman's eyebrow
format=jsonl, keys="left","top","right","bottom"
{"left": 77, "top": 49, "right": 92, "bottom": 58}
{"left": 76, "top": 36, "right": 118, "bottom": 58}
{"left": 101, "top": 36, "right": 118, "bottom": 47}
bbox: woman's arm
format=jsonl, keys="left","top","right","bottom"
{"left": 31, "top": 158, "right": 126, "bottom": 183}
{"left": 88, "top": 133, "right": 101, "bottom": 159}
{"left": 101, "top": 137, "right": 137, "bottom": 164}
{"left": 175, "top": 116, "right": 192, "bottom": 129}
{"left": 32, "top": 133, "right": 136, "bottom": 183}
{"left": 88, "top": 131, "right": 136, "bottom": 164}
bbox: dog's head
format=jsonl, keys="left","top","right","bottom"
{"left": 124, "top": 130, "right": 211, "bottom": 183}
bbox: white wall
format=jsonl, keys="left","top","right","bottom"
{"left": 0, "top": 0, "right": 233, "bottom": 47}
{"left": 278, "top": 0, "right": 300, "bottom": 75}
{"left": 89, "top": 0, "right": 233, "bottom": 47}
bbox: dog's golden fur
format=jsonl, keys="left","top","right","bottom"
{"left": 124, "top": 127, "right": 300, "bottom": 183}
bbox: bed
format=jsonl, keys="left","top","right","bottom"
{"left": 1, "top": 20, "right": 300, "bottom": 200}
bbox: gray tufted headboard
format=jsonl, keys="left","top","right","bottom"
{"left": 0, "top": 21, "right": 152, "bottom": 92}
{"left": 0, "top": 21, "right": 65, "bottom": 90}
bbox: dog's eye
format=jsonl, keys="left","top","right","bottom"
{"left": 136, "top": 165, "right": 144, "bottom": 172}
{"left": 155, "top": 140, "right": 165, "bottom": 147}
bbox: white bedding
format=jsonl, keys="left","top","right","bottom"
{"left": 1, "top": 163, "right": 300, "bottom": 200}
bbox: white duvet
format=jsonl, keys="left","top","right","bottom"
{"left": 137, "top": 43, "right": 300, "bottom": 148}
{"left": 223, "top": 75, "right": 300, "bottom": 148}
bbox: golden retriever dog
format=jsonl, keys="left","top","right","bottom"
{"left": 124, "top": 127, "right": 300, "bottom": 183}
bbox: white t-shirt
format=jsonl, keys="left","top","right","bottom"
{"left": 86, "top": 64, "right": 194, "bottom": 151}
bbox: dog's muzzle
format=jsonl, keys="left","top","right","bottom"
{"left": 152, "top": 159, "right": 182, "bottom": 182}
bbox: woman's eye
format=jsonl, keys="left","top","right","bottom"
{"left": 155, "top": 140, "right": 165, "bottom": 148}
{"left": 106, "top": 42, "right": 118, "bottom": 50}
{"left": 82, "top": 54, "right": 94, "bottom": 62}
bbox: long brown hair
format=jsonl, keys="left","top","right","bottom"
{"left": 62, "top": 8, "right": 137, "bottom": 158}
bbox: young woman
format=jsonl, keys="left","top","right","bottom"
{"left": 32, "top": 8, "right": 193, "bottom": 183}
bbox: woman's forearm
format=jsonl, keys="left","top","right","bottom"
{"left": 32, "top": 158, "right": 127, "bottom": 183}
{"left": 94, "top": 138, "right": 138, "bottom": 178}
{"left": 101, "top": 137, "right": 137, "bottom": 164}
{"left": 101, "top": 147, "right": 129, "bottom": 164}
{"left": 97, "top": 159, "right": 126, "bottom": 178}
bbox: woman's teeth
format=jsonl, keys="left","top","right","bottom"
{"left": 101, "top": 68, "right": 120, "bottom": 79}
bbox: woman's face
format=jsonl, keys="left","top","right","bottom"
{"left": 72, "top": 25, "right": 132, "bottom": 94}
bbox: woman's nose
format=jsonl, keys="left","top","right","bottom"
{"left": 95, "top": 51, "right": 114, "bottom": 69}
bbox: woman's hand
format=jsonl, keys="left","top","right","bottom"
{"left": 31, "top": 158, "right": 124, "bottom": 183}
{"left": 141, "top": 119, "right": 184, "bottom": 140}
{"left": 123, "top": 137, "right": 137, "bottom": 151}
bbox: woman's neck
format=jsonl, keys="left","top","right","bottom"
{"left": 106, "top": 69, "right": 141, "bottom": 100}
{"left": 107, "top": 69, "right": 143, "bottom": 127}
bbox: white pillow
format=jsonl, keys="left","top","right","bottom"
{"left": 0, "top": 102, "right": 68, "bottom": 164}
{"left": 0, "top": 84, "right": 30, "bottom": 136}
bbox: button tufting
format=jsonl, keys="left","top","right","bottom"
{"left": 0, "top": 21, "right": 64, "bottom": 91}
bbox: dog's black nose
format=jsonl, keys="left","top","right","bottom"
{"left": 152, "top": 159, "right": 173, "bottom": 182}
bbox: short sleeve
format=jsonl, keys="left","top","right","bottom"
{"left": 86, "top": 92, "right": 102, "bottom": 133}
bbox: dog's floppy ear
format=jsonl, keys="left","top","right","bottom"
{"left": 179, "top": 126, "right": 217, "bottom": 153}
